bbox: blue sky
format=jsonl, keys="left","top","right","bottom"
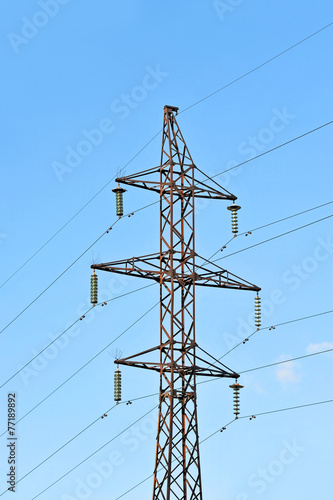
{"left": 0, "top": 1, "right": 332, "bottom": 499}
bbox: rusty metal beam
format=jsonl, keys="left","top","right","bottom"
{"left": 92, "top": 105, "right": 260, "bottom": 499}
{"left": 91, "top": 253, "right": 260, "bottom": 291}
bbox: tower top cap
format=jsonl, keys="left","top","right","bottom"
{"left": 164, "top": 105, "right": 179, "bottom": 113}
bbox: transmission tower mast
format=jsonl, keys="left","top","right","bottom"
{"left": 92, "top": 105, "right": 260, "bottom": 499}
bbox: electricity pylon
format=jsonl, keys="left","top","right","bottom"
{"left": 92, "top": 105, "right": 260, "bottom": 499}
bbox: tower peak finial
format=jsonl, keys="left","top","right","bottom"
{"left": 164, "top": 105, "right": 179, "bottom": 113}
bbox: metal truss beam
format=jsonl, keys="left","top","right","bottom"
{"left": 91, "top": 253, "right": 260, "bottom": 291}
{"left": 92, "top": 105, "right": 260, "bottom": 500}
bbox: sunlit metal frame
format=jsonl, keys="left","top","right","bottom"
{"left": 92, "top": 105, "right": 260, "bottom": 500}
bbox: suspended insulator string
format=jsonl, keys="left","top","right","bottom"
{"left": 0, "top": 218, "right": 120, "bottom": 336}
{"left": 1, "top": 202, "right": 330, "bottom": 349}
{"left": 207, "top": 200, "right": 333, "bottom": 261}
{"left": 114, "top": 367, "right": 122, "bottom": 402}
{"left": 218, "top": 309, "right": 333, "bottom": 361}
{"left": 254, "top": 294, "right": 261, "bottom": 328}
{"left": 0, "top": 198, "right": 160, "bottom": 336}
{"left": 213, "top": 214, "right": 333, "bottom": 263}
{"left": 0, "top": 300, "right": 160, "bottom": 439}
{"left": 115, "top": 399, "right": 333, "bottom": 499}
{"left": 14, "top": 347, "right": 333, "bottom": 496}
{"left": 0, "top": 129, "right": 161, "bottom": 290}
{"left": 11, "top": 340, "right": 333, "bottom": 495}
{"left": 229, "top": 382, "right": 243, "bottom": 418}
{"left": 2, "top": 118, "right": 331, "bottom": 292}
{"left": 2, "top": 18, "right": 332, "bottom": 292}
{"left": 113, "top": 186, "right": 126, "bottom": 217}
{"left": 28, "top": 397, "right": 333, "bottom": 500}
{"left": 18, "top": 341, "right": 333, "bottom": 495}
{"left": 8, "top": 342, "right": 333, "bottom": 491}
{"left": 227, "top": 204, "right": 241, "bottom": 235}
{"left": 0, "top": 283, "right": 156, "bottom": 390}
{"left": 116, "top": 191, "right": 124, "bottom": 216}
{"left": 196, "top": 209, "right": 331, "bottom": 280}
{"left": 90, "top": 271, "right": 98, "bottom": 304}
{"left": 240, "top": 201, "right": 333, "bottom": 237}
{"left": 1, "top": 304, "right": 331, "bottom": 442}
{"left": 196, "top": 309, "right": 333, "bottom": 385}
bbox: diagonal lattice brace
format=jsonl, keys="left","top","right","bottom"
{"left": 92, "top": 105, "right": 260, "bottom": 499}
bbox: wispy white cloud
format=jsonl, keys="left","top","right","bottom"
{"left": 276, "top": 355, "right": 301, "bottom": 386}
{"left": 252, "top": 382, "right": 265, "bottom": 394}
{"left": 306, "top": 342, "right": 333, "bottom": 354}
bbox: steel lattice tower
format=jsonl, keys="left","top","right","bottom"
{"left": 92, "top": 105, "right": 260, "bottom": 499}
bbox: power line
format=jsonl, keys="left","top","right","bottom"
{"left": 0, "top": 197, "right": 329, "bottom": 365}
{"left": 0, "top": 283, "right": 155, "bottom": 389}
{"left": 218, "top": 309, "right": 333, "bottom": 360}
{"left": 211, "top": 120, "right": 333, "bottom": 179}
{"left": 213, "top": 214, "right": 333, "bottom": 262}
{"left": 2, "top": 305, "right": 330, "bottom": 446}
{"left": 0, "top": 300, "right": 159, "bottom": 438}
{"left": 0, "top": 201, "right": 157, "bottom": 336}
{"left": 114, "top": 416, "right": 234, "bottom": 499}
{"left": 4, "top": 330, "right": 331, "bottom": 496}
{"left": 196, "top": 342, "right": 333, "bottom": 388}
{"left": 6, "top": 345, "right": 333, "bottom": 492}
{"left": 196, "top": 310, "right": 333, "bottom": 389}
{"left": 181, "top": 23, "right": 333, "bottom": 113}
{"left": 30, "top": 405, "right": 159, "bottom": 500}
{"left": 208, "top": 200, "right": 333, "bottom": 260}
{"left": 9, "top": 345, "right": 333, "bottom": 494}
{"left": 2, "top": 198, "right": 331, "bottom": 340}
{"left": 0, "top": 218, "right": 118, "bottom": 336}
{"left": 239, "top": 399, "right": 333, "bottom": 420}
{"left": 0, "top": 310, "right": 333, "bottom": 484}
{"left": 0, "top": 391, "right": 160, "bottom": 495}
{"left": 241, "top": 201, "right": 333, "bottom": 235}
{"left": 239, "top": 347, "right": 333, "bottom": 374}
{"left": 3, "top": 23, "right": 332, "bottom": 290}
{"left": 2, "top": 23, "right": 332, "bottom": 496}
{"left": 22, "top": 396, "right": 333, "bottom": 500}
{"left": 1, "top": 289, "right": 331, "bottom": 443}
{"left": 0, "top": 209, "right": 330, "bottom": 430}
{"left": 0, "top": 132, "right": 161, "bottom": 290}
{"left": 116, "top": 399, "right": 333, "bottom": 499}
